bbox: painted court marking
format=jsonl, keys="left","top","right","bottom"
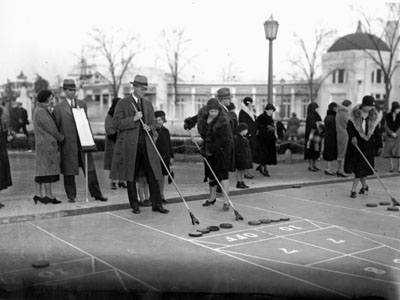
{"left": 107, "top": 211, "right": 400, "bottom": 295}
{"left": 26, "top": 221, "right": 160, "bottom": 293}
{"left": 261, "top": 191, "right": 400, "bottom": 219}
{"left": 107, "top": 212, "right": 351, "bottom": 298}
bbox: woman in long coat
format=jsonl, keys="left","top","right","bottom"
{"left": 0, "top": 104, "right": 12, "bottom": 208}
{"left": 104, "top": 98, "right": 126, "bottom": 189}
{"left": 335, "top": 99, "right": 352, "bottom": 177}
{"left": 238, "top": 97, "right": 257, "bottom": 166}
{"left": 255, "top": 104, "right": 277, "bottom": 177}
{"left": 382, "top": 101, "right": 400, "bottom": 172}
{"left": 323, "top": 102, "right": 338, "bottom": 175}
{"left": 345, "top": 96, "right": 382, "bottom": 198}
{"left": 304, "top": 102, "right": 322, "bottom": 171}
{"left": 198, "top": 98, "right": 232, "bottom": 211}
{"left": 33, "top": 90, "right": 64, "bottom": 204}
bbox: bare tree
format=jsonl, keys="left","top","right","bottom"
{"left": 290, "top": 28, "right": 336, "bottom": 102}
{"left": 356, "top": 3, "right": 400, "bottom": 110}
{"left": 89, "top": 28, "right": 138, "bottom": 99}
{"left": 161, "top": 28, "right": 192, "bottom": 104}
{"left": 219, "top": 57, "right": 242, "bottom": 82}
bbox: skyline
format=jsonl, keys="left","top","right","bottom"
{"left": 0, "top": 0, "right": 390, "bottom": 85}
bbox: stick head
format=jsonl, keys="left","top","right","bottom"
{"left": 391, "top": 197, "right": 400, "bottom": 206}
{"left": 189, "top": 211, "right": 200, "bottom": 225}
{"left": 234, "top": 209, "right": 244, "bottom": 221}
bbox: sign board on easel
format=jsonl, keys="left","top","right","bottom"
{"left": 72, "top": 107, "right": 97, "bottom": 202}
{"left": 72, "top": 108, "right": 97, "bottom": 152}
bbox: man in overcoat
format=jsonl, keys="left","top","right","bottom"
{"left": 110, "top": 75, "right": 168, "bottom": 214}
{"left": 53, "top": 79, "right": 107, "bottom": 203}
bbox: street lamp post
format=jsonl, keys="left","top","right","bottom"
{"left": 264, "top": 15, "right": 279, "bottom": 104}
{"left": 280, "top": 78, "right": 285, "bottom": 117}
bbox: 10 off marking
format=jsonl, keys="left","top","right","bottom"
{"left": 364, "top": 267, "right": 386, "bottom": 275}
{"left": 38, "top": 268, "right": 68, "bottom": 278}
{"left": 226, "top": 233, "right": 258, "bottom": 242}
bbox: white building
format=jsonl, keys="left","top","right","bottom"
{"left": 319, "top": 23, "right": 391, "bottom": 116}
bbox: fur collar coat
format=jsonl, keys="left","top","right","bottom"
{"left": 349, "top": 105, "right": 382, "bottom": 141}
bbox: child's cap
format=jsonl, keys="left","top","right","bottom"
{"left": 155, "top": 110, "right": 166, "bottom": 121}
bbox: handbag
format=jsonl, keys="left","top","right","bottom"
{"left": 7, "top": 130, "right": 16, "bottom": 143}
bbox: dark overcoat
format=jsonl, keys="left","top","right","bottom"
{"left": 33, "top": 103, "right": 64, "bottom": 176}
{"left": 198, "top": 111, "right": 232, "bottom": 175}
{"left": 0, "top": 107, "right": 12, "bottom": 191}
{"left": 156, "top": 126, "right": 174, "bottom": 175}
{"left": 382, "top": 112, "right": 400, "bottom": 158}
{"left": 196, "top": 104, "right": 235, "bottom": 172}
{"left": 344, "top": 105, "right": 382, "bottom": 178}
{"left": 323, "top": 110, "right": 338, "bottom": 161}
{"left": 234, "top": 134, "right": 253, "bottom": 170}
{"left": 304, "top": 111, "right": 322, "bottom": 159}
{"left": 238, "top": 108, "right": 257, "bottom": 162}
{"left": 104, "top": 114, "right": 117, "bottom": 170}
{"left": 255, "top": 112, "right": 277, "bottom": 165}
{"left": 53, "top": 99, "right": 96, "bottom": 175}
{"left": 110, "top": 95, "right": 162, "bottom": 182}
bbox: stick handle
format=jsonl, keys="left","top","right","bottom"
{"left": 187, "top": 129, "right": 236, "bottom": 209}
{"left": 138, "top": 118, "right": 190, "bottom": 210}
{"left": 354, "top": 144, "right": 393, "bottom": 197}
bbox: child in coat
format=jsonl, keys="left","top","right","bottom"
{"left": 234, "top": 123, "right": 253, "bottom": 189}
{"left": 155, "top": 110, "right": 174, "bottom": 204}
{"left": 306, "top": 121, "right": 325, "bottom": 170}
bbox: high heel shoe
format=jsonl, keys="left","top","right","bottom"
{"left": 336, "top": 172, "right": 348, "bottom": 178}
{"left": 44, "top": 196, "right": 62, "bottom": 204}
{"left": 118, "top": 182, "right": 128, "bottom": 188}
{"left": 350, "top": 191, "right": 357, "bottom": 198}
{"left": 202, "top": 199, "right": 216, "bottom": 206}
{"left": 359, "top": 185, "right": 369, "bottom": 195}
{"left": 33, "top": 195, "right": 43, "bottom": 205}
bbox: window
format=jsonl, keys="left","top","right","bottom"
{"left": 371, "top": 71, "right": 374, "bottom": 83}
{"left": 280, "top": 97, "right": 291, "bottom": 119}
{"left": 332, "top": 69, "right": 346, "bottom": 84}
{"left": 338, "top": 69, "right": 345, "bottom": 83}
{"left": 301, "top": 98, "right": 308, "bottom": 119}
{"left": 376, "top": 69, "right": 382, "bottom": 83}
{"left": 195, "top": 97, "right": 207, "bottom": 113}
{"left": 175, "top": 98, "right": 186, "bottom": 119}
{"left": 375, "top": 94, "right": 381, "bottom": 100}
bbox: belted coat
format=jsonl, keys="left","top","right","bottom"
{"left": 33, "top": 103, "right": 64, "bottom": 177}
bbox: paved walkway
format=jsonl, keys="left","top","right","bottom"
{"left": 0, "top": 151, "right": 398, "bottom": 223}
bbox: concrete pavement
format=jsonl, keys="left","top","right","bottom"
{"left": 0, "top": 151, "right": 398, "bottom": 224}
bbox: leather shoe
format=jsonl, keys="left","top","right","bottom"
{"left": 95, "top": 196, "right": 108, "bottom": 202}
{"left": 132, "top": 207, "right": 141, "bottom": 214}
{"left": 336, "top": 172, "right": 348, "bottom": 178}
{"left": 68, "top": 198, "right": 76, "bottom": 203}
{"left": 152, "top": 206, "right": 169, "bottom": 214}
{"left": 140, "top": 200, "right": 152, "bottom": 207}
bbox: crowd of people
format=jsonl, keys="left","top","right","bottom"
{"left": 0, "top": 76, "right": 400, "bottom": 211}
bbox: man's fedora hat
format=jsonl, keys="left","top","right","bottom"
{"left": 217, "top": 87, "right": 232, "bottom": 99}
{"left": 62, "top": 79, "right": 77, "bottom": 90}
{"left": 130, "top": 75, "right": 148, "bottom": 88}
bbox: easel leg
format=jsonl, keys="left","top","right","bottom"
{"left": 85, "top": 152, "right": 89, "bottom": 202}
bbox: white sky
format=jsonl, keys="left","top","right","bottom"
{"left": 0, "top": 0, "right": 390, "bottom": 85}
